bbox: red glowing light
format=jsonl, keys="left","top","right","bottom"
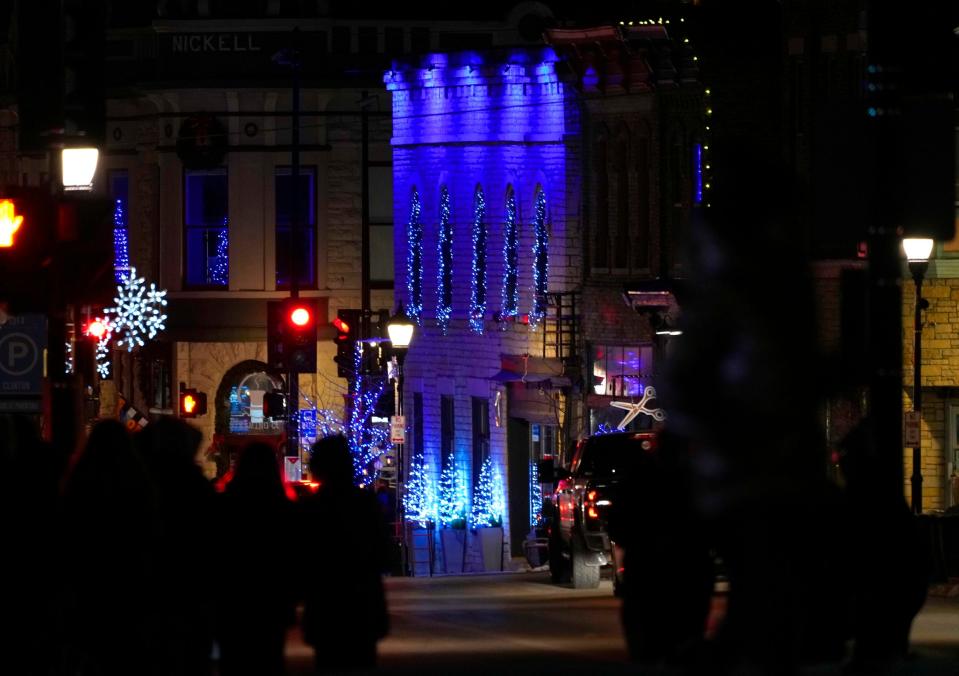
{"left": 289, "top": 306, "right": 311, "bottom": 327}
{"left": 85, "top": 320, "right": 107, "bottom": 339}
{"left": 333, "top": 316, "right": 350, "bottom": 334}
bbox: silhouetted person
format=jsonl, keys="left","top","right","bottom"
{"left": 136, "top": 416, "right": 217, "bottom": 676}
{"left": 216, "top": 442, "right": 295, "bottom": 676}
{"left": 300, "top": 436, "right": 390, "bottom": 673}
{"left": 60, "top": 419, "right": 160, "bottom": 676}
{"left": 0, "top": 414, "right": 64, "bottom": 676}
{"left": 608, "top": 428, "right": 714, "bottom": 669}
{"left": 839, "top": 420, "right": 928, "bottom": 674}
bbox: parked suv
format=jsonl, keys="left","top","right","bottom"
{"left": 546, "top": 431, "right": 658, "bottom": 589}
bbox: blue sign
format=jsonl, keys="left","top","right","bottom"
{"left": 0, "top": 314, "right": 47, "bottom": 398}
{"left": 299, "top": 408, "right": 317, "bottom": 440}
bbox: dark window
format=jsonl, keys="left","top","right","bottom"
{"left": 332, "top": 25, "right": 351, "bottom": 54}
{"left": 358, "top": 26, "right": 377, "bottom": 53}
{"left": 184, "top": 169, "right": 228, "bottom": 288}
{"left": 438, "top": 33, "right": 493, "bottom": 50}
{"left": 369, "top": 165, "right": 394, "bottom": 283}
{"left": 594, "top": 131, "right": 609, "bottom": 269}
{"left": 634, "top": 137, "right": 650, "bottom": 269}
{"left": 441, "top": 395, "right": 454, "bottom": 459}
{"left": 614, "top": 132, "right": 629, "bottom": 269}
{"left": 410, "top": 27, "right": 430, "bottom": 53}
{"left": 384, "top": 27, "right": 404, "bottom": 54}
{"left": 472, "top": 397, "right": 490, "bottom": 486}
{"left": 275, "top": 166, "right": 317, "bottom": 289}
{"left": 413, "top": 392, "right": 424, "bottom": 458}
{"left": 109, "top": 170, "right": 130, "bottom": 281}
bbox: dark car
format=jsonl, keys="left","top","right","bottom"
{"left": 546, "top": 431, "right": 658, "bottom": 589}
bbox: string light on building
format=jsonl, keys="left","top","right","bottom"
{"left": 502, "top": 186, "right": 518, "bottom": 318}
{"left": 531, "top": 187, "right": 549, "bottom": 324}
{"left": 346, "top": 341, "right": 389, "bottom": 482}
{"left": 406, "top": 190, "right": 424, "bottom": 324}
{"left": 112, "top": 198, "right": 130, "bottom": 282}
{"left": 529, "top": 460, "right": 543, "bottom": 526}
{"left": 210, "top": 217, "right": 229, "bottom": 286}
{"left": 436, "top": 186, "right": 453, "bottom": 333}
{"left": 105, "top": 267, "right": 168, "bottom": 352}
{"left": 470, "top": 186, "right": 487, "bottom": 333}
{"left": 438, "top": 451, "right": 469, "bottom": 528}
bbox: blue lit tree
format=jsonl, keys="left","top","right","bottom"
{"left": 438, "top": 451, "right": 468, "bottom": 529}
{"left": 436, "top": 186, "right": 453, "bottom": 333}
{"left": 113, "top": 198, "right": 130, "bottom": 282}
{"left": 502, "top": 186, "right": 518, "bottom": 318}
{"left": 531, "top": 187, "right": 549, "bottom": 323}
{"left": 404, "top": 452, "right": 437, "bottom": 526}
{"left": 406, "top": 189, "right": 423, "bottom": 323}
{"left": 471, "top": 456, "right": 504, "bottom": 528}
{"left": 529, "top": 460, "right": 543, "bottom": 526}
{"left": 470, "top": 186, "right": 487, "bottom": 333}
{"left": 345, "top": 342, "right": 389, "bottom": 484}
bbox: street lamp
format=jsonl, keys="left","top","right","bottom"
{"left": 903, "top": 237, "right": 934, "bottom": 514}
{"left": 61, "top": 147, "right": 99, "bottom": 192}
{"left": 387, "top": 307, "right": 415, "bottom": 573}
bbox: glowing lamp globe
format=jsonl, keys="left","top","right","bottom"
{"left": 61, "top": 148, "right": 99, "bottom": 192}
{"left": 902, "top": 238, "right": 934, "bottom": 263}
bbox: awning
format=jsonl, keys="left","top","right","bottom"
{"left": 490, "top": 354, "right": 571, "bottom": 388}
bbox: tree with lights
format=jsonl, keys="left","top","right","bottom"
{"left": 471, "top": 456, "right": 504, "bottom": 528}
{"left": 404, "top": 452, "right": 436, "bottom": 526}
{"left": 438, "top": 452, "right": 468, "bottom": 529}
{"left": 345, "top": 341, "right": 389, "bottom": 484}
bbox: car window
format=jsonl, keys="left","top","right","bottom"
{"left": 578, "top": 435, "right": 645, "bottom": 477}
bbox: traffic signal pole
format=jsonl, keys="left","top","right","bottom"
{"left": 287, "top": 27, "right": 301, "bottom": 470}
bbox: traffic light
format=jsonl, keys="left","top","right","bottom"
{"left": 267, "top": 298, "right": 318, "bottom": 373}
{"left": 263, "top": 391, "right": 287, "bottom": 419}
{"left": 333, "top": 309, "right": 360, "bottom": 377}
{"left": 179, "top": 388, "right": 207, "bottom": 418}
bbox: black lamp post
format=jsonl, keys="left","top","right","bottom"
{"left": 903, "top": 237, "right": 933, "bottom": 514}
{"left": 386, "top": 307, "right": 414, "bottom": 571}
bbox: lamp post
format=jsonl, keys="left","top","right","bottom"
{"left": 903, "top": 237, "right": 933, "bottom": 514}
{"left": 386, "top": 307, "right": 414, "bottom": 572}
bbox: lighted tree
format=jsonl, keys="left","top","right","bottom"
{"left": 113, "top": 198, "right": 130, "bottom": 282}
{"left": 436, "top": 186, "right": 453, "bottom": 333}
{"left": 470, "top": 186, "right": 487, "bottom": 333}
{"left": 211, "top": 218, "right": 229, "bottom": 286}
{"left": 471, "top": 456, "right": 504, "bottom": 528}
{"left": 406, "top": 190, "right": 424, "bottom": 323}
{"left": 345, "top": 341, "right": 389, "bottom": 484}
{"left": 531, "top": 187, "right": 549, "bottom": 323}
{"left": 404, "top": 453, "right": 437, "bottom": 526}
{"left": 438, "top": 451, "right": 468, "bottom": 529}
{"left": 502, "top": 186, "right": 518, "bottom": 317}
{"left": 529, "top": 460, "right": 543, "bottom": 526}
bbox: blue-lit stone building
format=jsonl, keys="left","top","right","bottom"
{"left": 387, "top": 24, "right": 704, "bottom": 562}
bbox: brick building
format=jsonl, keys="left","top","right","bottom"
{"left": 388, "top": 23, "right": 703, "bottom": 561}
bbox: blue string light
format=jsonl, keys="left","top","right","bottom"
{"left": 502, "top": 186, "right": 518, "bottom": 318}
{"left": 210, "top": 217, "right": 229, "bottom": 286}
{"left": 406, "top": 190, "right": 424, "bottom": 324}
{"left": 438, "top": 451, "right": 469, "bottom": 529}
{"left": 529, "top": 460, "right": 543, "bottom": 526}
{"left": 404, "top": 452, "right": 437, "bottom": 526}
{"left": 112, "top": 198, "right": 130, "bottom": 283}
{"left": 436, "top": 186, "right": 453, "bottom": 333}
{"left": 470, "top": 187, "right": 487, "bottom": 334}
{"left": 346, "top": 341, "right": 389, "bottom": 484}
{"left": 471, "top": 456, "right": 504, "bottom": 527}
{"left": 531, "top": 188, "right": 549, "bottom": 323}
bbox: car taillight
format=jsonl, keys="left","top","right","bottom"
{"left": 586, "top": 490, "right": 600, "bottom": 519}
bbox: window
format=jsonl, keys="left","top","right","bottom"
{"left": 109, "top": 170, "right": 130, "bottom": 282}
{"left": 358, "top": 26, "right": 377, "bottom": 53}
{"left": 593, "top": 129, "right": 609, "bottom": 269}
{"left": 614, "top": 129, "right": 629, "bottom": 269}
{"left": 410, "top": 27, "right": 430, "bottom": 53}
{"left": 531, "top": 186, "right": 548, "bottom": 320}
{"left": 384, "top": 27, "right": 404, "bottom": 53}
{"left": 406, "top": 188, "right": 423, "bottom": 321}
{"left": 413, "top": 392, "right": 424, "bottom": 458}
{"left": 591, "top": 344, "right": 654, "bottom": 398}
{"left": 369, "top": 165, "right": 394, "bottom": 284}
{"left": 184, "top": 169, "right": 228, "bottom": 288}
{"left": 275, "top": 166, "right": 317, "bottom": 289}
{"left": 441, "top": 395, "right": 455, "bottom": 460}
{"left": 502, "top": 184, "right": 518, "bottom": 317}
{"left": 332, "top": 25, "right": 351, "bottom": 53}
{"left": 634, "top": 137, "right": 651, "bottom": 270}
{"left": 472, "top": 397, "right": 490, "bottom": 486}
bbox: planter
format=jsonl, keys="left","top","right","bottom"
{"left": 476, "top": 526, "right": 504, "bottom": 572}
{"left": 440, "top": 528, "right": 468, "bottom": 574}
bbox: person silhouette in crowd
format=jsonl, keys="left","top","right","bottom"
{"left": 60, "top": 419, "right": 160, "bottom": 676}
{"left": 216, "top": 442, "right": 296, "bottom": 676}
{"left": 839, "top": 419, "right": 928, "bottom": 674}
{"left": 136, "top": 416, "right": 217, "bottom": 676}
{"left": 608, "top": 426, "right": 715, "bottom": 670}
{"left": 0, "top": 414, "right": 64, "bottom": 676}
{"left": 299, "top": 435, "right": 390, "bottom": 673}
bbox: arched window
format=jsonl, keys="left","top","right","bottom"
{"left": 502, "top": 184, "right": 519, "bottom": 318}
{"left": 531, "top": 186, "right": 549, "bottom": 321}
{"left": 470, "top": 185, "right": 487, "bottom": 333}
{"left": 436, "top": 186, "right": 453, "bottom": 332}
{"left": 406, "top": 188, "right": 423, "bottom": 323}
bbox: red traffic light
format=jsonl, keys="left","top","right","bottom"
{"left": 332, "top": 316, "right": 350, "bottom": 335}
{"left": 84, "top": 319, "right": 108, "bottom": 339}
{"left": 289, "top": 305, "right": 312, "bottom": 327}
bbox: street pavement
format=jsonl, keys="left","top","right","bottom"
{"left": 277, "top": 571, "right": 959, "bottom": 676}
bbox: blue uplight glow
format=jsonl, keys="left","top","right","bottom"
{"left": 693, "top": 143, "right": 703, "bottom": 205}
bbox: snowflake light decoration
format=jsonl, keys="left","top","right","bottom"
{"left": 94, "top": 318, "right": 114, "bottom": 378}
{"left": 105, "top": 267, "right": 168, "bottom": 352}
